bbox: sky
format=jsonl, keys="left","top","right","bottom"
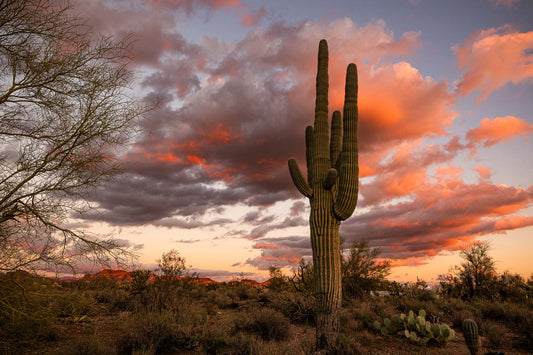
{"left": 70, "top": 0, "right": 533, "bottom": 283}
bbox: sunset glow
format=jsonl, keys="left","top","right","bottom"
{"left": 70, "top": 0, "right": 532, "bottom": 282}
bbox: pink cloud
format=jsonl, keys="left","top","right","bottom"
{"left": 475, "top": 166, "right": 492, "bottom": 181}
{"left": 241, "top": 7, "right": 266, "bottom": 26}
{"left": 435, "top": 165, "right": 463, "bottom": 177}
{"left": 454, "top": 26, "right": 533, "bottom": 102}
{"left": 143, "top": 0, "right": 244, "bottom": 12}
{"left": 466, "top": 116, "right": 533, "bottom": 147}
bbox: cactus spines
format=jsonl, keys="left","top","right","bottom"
{"left": 288, "top": 39, "right": 359, "bottom": 350}
{"left": 463, "top": 319, "right": 480, "bottom": 355}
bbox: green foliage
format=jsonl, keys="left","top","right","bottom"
{"left": 157, "top": 249, "right": 187, "bottom": 279}
{"left": 267, "top": 266, "right": 288, "bottom": 291}
{"left": 374, "top": 309, "right": 455, "bottom": 347}
{"left": 342, "top": 239, "right": 391, "bottom": 298}
{"left": 129, "top": 269, "right": 151, "bottom": 295}
{"left": 440, "top": 241, "right": 498, "bottom": 299}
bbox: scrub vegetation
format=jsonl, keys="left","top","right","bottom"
{"left": 1, "top": 244, "right": 531, "bottom": 355}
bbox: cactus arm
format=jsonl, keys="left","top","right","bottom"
{"left": 288, "top": 158, "right": 313, "bottom": 198}
{"left": 313, "top": 39, "right": 331, "bottom": 185}
{"left": 334, "top": 63, "right": 359, "bottom": 221}
{"left": 330, "top": 110, "right": 342, "bottom": 168}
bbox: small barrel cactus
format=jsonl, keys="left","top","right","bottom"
{"left": 462, "top": 319, "right": 480, "bottom": 355}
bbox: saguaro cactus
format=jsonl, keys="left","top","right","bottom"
{"left": 288, "top": 39, "right": 359, "bottom": 349}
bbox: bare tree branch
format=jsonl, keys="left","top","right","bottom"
{"left": 0, "top": 0, "right": 146, "bottom": 273}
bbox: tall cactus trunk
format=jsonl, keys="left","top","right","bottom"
{"left": 312, "top": 195, "right": 342, "bottom": 348}
{"left": 288, "top": 39, "right": 359, "bottom": 351}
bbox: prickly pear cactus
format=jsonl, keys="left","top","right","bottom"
{"left": 288, "top": 39, "right": 358, "bottom": 349}
{"left": 462, "top": 319, "right": 480, "bottom": 355}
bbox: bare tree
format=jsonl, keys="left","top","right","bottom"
{"left": 0, "top": 0, "right": 145, "bottom": 272}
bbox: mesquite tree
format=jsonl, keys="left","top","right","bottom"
{"left": 0, "top": 0, "right": 144, "bottom": 272}
{"left": 288, "top": 39, "right": 359, "bottom": 349}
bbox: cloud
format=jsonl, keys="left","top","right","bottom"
{"left": 454, "top": 25, "right": 533, "bottom": 102}
{"left": 486, "top": 0, "right": 520, "bottom": 8}
{"left": 64, "top": 5, "right": 532, "bottom": 271}
{"left": 246, "top": 236, "right": 311, "bottom": 270}
{"left": 144, "top": 0, "right": 244, "bottom": 13}
{"left": 241, "top": 7, "right": 266, "bottom": 26}
{"left": 466, "top": 116, "right": 533, "bottom": 147}
{"left": 82, "top": 17, "right": 438, "bottom": 225}
{"left": 341, "top": 179, "right": 533, "bottom": 261}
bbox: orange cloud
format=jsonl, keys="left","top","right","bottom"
{"left": 475, "top": 166, "right": 492, "bottom": 181}
{"left": 253, "top": 243, "right": 278, "bottom": 249}
{"left": 435, "top": 165, "right": 462, "bottom": 177}
{"left": 356, "top": 62, "right": 455, "bottom": 148}
{"left": 200, "top": 123, "right": 242, "bottom": 145}
{"left": 389, "top": 257, "right": 429, "bottom": 268}
{"left": 466, "top": 116, "right": 533, "bottom": 147}
{"left": 493, "top": 215, "right": 533, "bottom": 231}
{"left": 186, "top": 155, "right": 205, "bottom": 165}
{"left": 454, "top": 26, "right": 533, "bottom": 102}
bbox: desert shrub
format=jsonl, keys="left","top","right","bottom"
{"left": 336, "top": 332, "right": 363, "bottom": 354}
{"left": 475, "top": 299, "right": 506, "bottom": 320}
{"left": 269, "top": 290, "right": 316, "bottom": 325}
{"left": 50, "top": 291, "right": 102, "bottom": 320}
{"left": 0, "top": 273, "right": 61, "bottom": 353}
{"left": 518, "top": 310, "right": 533, "bottom": 347}
{"left": 116, "top": 308, "right": 206, "bottom": 353}
{"left": 340, "top": 309, "right": 365, "bottom": 334}
{"left": 450, "top": 308, "right": 475, "bottom": 329}
{"left": 208, "top": 289, "right": 233, "bottom": 309}
{"left": 92, "top": 287, "right": 130, "bottom": 312}
{"left": 369, "top": 297, "right": 398, "bottom": 319}
{"left": 139, "top": 281, "right": 191, "bottom": 311}
{"left": 199, "top": 329, "right": 233, "bottom": 354}
{"left": 480, "top": 320, "right": 509, "bottom": 349}
{"left": 234, "top": 284, "right": 261, "bottom": 301}
{"left": 129, "top": 270, "right": 152, "bottom": 296}
{"left": 233, "top": 307, "right": 291, "bottom": 341}
{"left": 69, "top": 335, "right": 115, "bottom": 355}
{"left": 352, "top": 302, "right": 378, "bottom": 329}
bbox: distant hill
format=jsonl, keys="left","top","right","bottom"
{"left": 83, "top": 269, "right": 270, "bottom": 286}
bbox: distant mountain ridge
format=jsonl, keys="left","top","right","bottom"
{"left": 84, "top": 269, "right": 271, "bottom": 286}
